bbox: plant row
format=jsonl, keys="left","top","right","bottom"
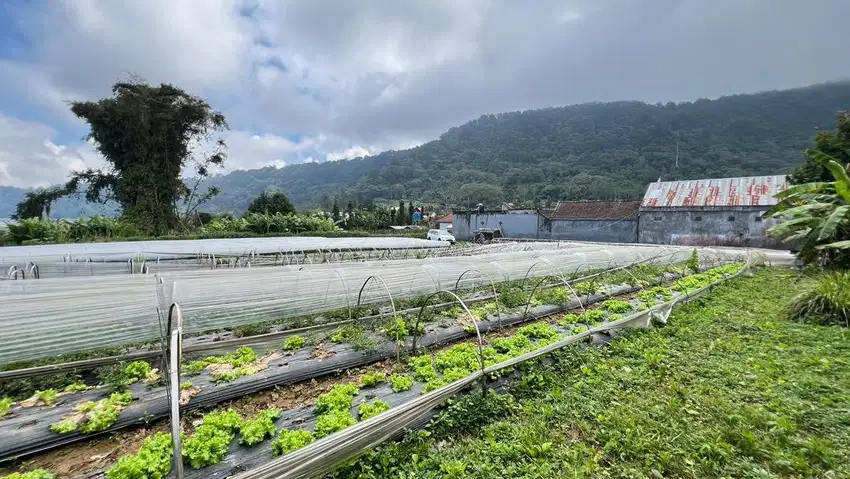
{"left": 0, "top": 259, "right": 709, "bottom": 443}
{"left": 4, "top": 262, "right": 746, "bottom": 479}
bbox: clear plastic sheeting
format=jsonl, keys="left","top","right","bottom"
{"left": 1, "top": 246, "right": 464, "bottom": 280}
{"left": 0, "top": 236, "right": 448, "bottom": 264}
{"left": 0, "top": 244, "right": 793, "bottom": 365}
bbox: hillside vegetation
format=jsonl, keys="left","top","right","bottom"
{"left": 203, "top": 81, "right": 850, "bottom": 210}
{"left": 3, "top": 81, "right": 850, "bottom": 217}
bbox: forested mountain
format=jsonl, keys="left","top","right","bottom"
{"left": 202, "top": 81, "right": 850, "bottom": 211}
{"left": 3, "top": 81, "right": 850, "bottom": 217}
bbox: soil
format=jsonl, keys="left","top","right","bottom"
{"left": 0, "top": 359, "right": 396, "bottom": 479}
{"left": 1, "top": 279, "right": 656, "bottom": 478}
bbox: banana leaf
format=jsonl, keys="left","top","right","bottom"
{"left": 806, "top": 149, "right": 850, "bottom": 202}
{"left": 817, "top": 205, "right": 850, "bottom": 241}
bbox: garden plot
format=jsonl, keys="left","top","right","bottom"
{"left": 0, "top": 261, "right": 745, "bottom": 478}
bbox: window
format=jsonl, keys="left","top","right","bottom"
{"left": 694, "top": 216, "right": 702, "bottom": 222}
{"left": 727, "top": 216, "right": 735, "bottom": 222}
{"left": 754, "top": 216, "right": 762, "bottom": 222}
{"left": 653, "top": 216, "right": 662, "bottom": 221}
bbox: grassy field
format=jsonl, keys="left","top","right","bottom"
{"left": 334, "top": 268, "right": 850, "bottom": 479}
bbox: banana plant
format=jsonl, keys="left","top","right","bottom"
{"left": 767, "top": 150, "right": 850, "bottom": 264}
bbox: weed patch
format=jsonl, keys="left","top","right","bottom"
{"left": 333, "top": 269, "right": 850, "bottom": 478}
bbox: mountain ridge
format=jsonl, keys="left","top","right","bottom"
{"left": 3, "top": 81, "right": 850, "bottom": 217}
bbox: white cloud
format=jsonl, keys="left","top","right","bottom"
{"left": 0, "top": 113, "right": 105, "bottom": 188}
{"left": 2, "top": 0, "right": 850, "bottom": 188}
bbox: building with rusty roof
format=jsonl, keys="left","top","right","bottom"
{"left": 638, "top": 175, "right": 788, "bottom": 248}
{"left": 539, "top": 200, "right": 641, "bottom": 243}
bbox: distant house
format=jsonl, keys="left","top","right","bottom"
{"left": 451, "top": 208, "right": 539, "bottom": 240}
{"left": 638, "top": 175, "right": 788, "bottom": 248}
{"left": 450, "top": 201, "right": 639, "bottom": 243}
{"left": 435, "top": 214, "right": 454, "bottom": 231}
{"left": 540, "top": 201, "right": 641, "bottom": 243}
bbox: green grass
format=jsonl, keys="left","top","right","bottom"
{"left": 333, "top": 269, "right": 850, "bottom": 478}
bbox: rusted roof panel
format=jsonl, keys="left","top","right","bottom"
{"left": 543, "top": 201, "right": 641, "bottom": 221}
{"left": 641, "top": 175, "right": 788, "bottom": 208}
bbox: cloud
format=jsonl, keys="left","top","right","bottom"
{"left": 2, "top": 0, "right": 850, "bottom": 187}
{"left": 0, "top": 113, "right": 105, "bottom": 188}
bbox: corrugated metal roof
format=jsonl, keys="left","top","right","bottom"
{"left": 542, "top": 201, "right": 641, "bottom": 221}
{"left": 436, "top": 214, "right": 454, "bottom": 224}
{"left": 641, "top": 175, "right": 788, "bottom": 208}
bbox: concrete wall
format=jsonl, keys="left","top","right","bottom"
{"left": 542, "top": 219, "right": 638, "bottom": 243}
{"left": 452, "top": 212, "right": 540, "bottom": 240}
{"left": 637, "top": 207, "right": 784, "bottom": 248}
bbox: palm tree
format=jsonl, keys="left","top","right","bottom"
{"left": 767, "top": 149, "right": 850, "bottom": 267}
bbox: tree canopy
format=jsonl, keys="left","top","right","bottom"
{"left": 197, "top": 81, "right": 850, "bottom": 212}
{"left": 5, "top": 81, "right": 850, "bottom": 218}
{"left": 246, "top": 191, "right": 296, "bottom": 216}
{"left": 66, "top": 80, "right": 228, "bottom": 234}
{"left": 789, "top": 111, "right": 850, "bottom": 184}
{"left": 11, "top": 186, "right": 70, "bottom": 220}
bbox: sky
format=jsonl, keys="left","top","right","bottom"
{"left": 1, "top": 0, "right": 849, "bottom": 189}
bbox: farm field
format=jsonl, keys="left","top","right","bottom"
{"left": 0, "top": 244, "right": 801, "bottom": 479}
{"left": 333, "top": 268, "right": 850, "bottom": 479}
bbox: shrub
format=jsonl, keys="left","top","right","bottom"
{"left": 283, "top": 335, "right": 305, "bottom": 351}
{"left": 239, "top": 409, "right": 281, "bottom": 446}
{"left": 106, "top": 432, "right": 172, "bottom": 479}
{"left": 389, "top": 374, "right": 414, "bottom": 392}
{"left": 314, "top": 410, "right": 356, "bottom": 438}
{"left": 359, "top": 371, "right": 387, "bottom": 387}
{"left": 272, "top": 429, "right": 314, "bottom": 456}
{"left": 789, "top": 271, "right": 850, "bottom": 327}
{"left": 315, "top": 384, "right": 359, "bottom": 414}
{"left": 358, "top": 399, "right": 391, "bottom": 420}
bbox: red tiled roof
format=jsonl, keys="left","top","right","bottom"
{"left": 435, "top": 214, "right": 454, "bottom": 224}
{"left": 542, "top": 201, "right": 640, "bottom": 221}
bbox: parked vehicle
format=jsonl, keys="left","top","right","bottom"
{"left": 427, "top": 229, "right": 456, "bottom": 244}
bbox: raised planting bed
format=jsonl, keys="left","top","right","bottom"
{"left": 62, "top": 263, "right": 746, "bottom": 479}
{"left": 0, "top": 263, "right": 736, "bottom": 465}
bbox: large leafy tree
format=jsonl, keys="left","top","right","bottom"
{"left": 246, "top": 190, "right": 296, "bottom": 216}
{"left": 767, "top": 150, "right": 850, "bottom": 267}
{"left": 789, "top": 111, "right": 850, "bottom": 184}
{"left": 67, "top": 80, "right": 228, "bottom": 234}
